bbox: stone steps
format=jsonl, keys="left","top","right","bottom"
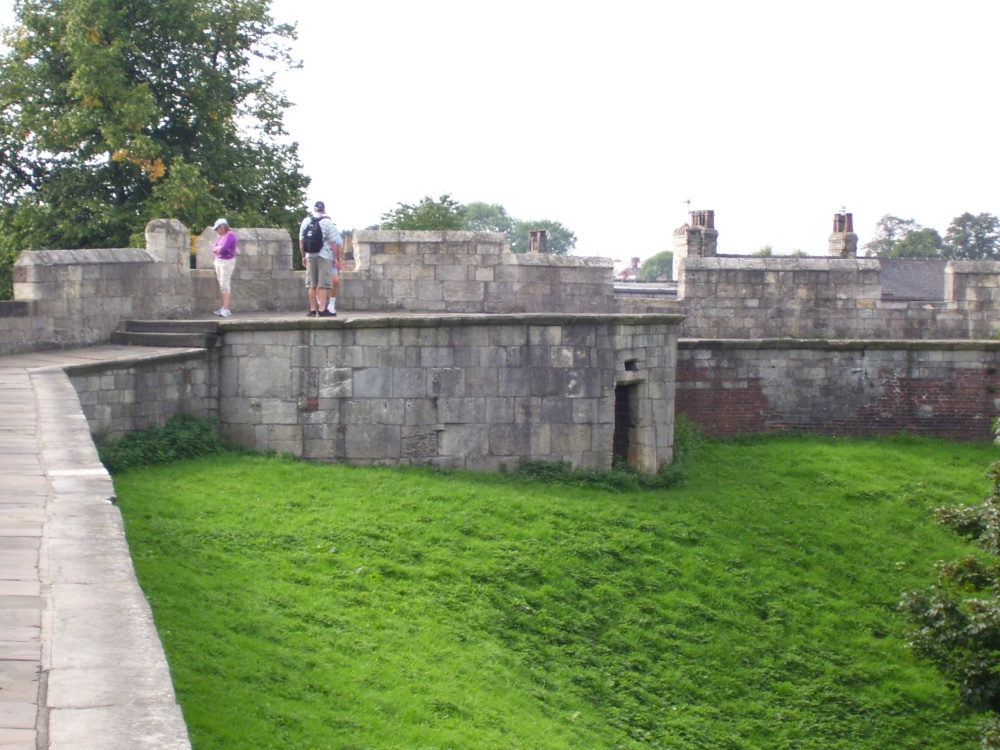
{"left": 110, "top": 320, "right": 220, "bottom": 348}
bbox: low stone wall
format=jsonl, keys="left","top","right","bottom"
{"left": 217, "top": 314, "right": 678, "bottom": 473}
{"left": 11, "top": 220, "right": 194, "bottom": 352}
{"left": 5, "top": 224, "right": 622, "bottom": 354}
{"left": 193, "top": 226, "right": 305, "bottom": 314}
{"left": 0, "top": 300, "right": 46, "bottom": 355}
{"left": 345, "top": 230, "right": 615, "bottom": 314}
{"left": 677, "top": 339, "right": 1000, "bottom": 440}
{"left": 671, "top": 255, "right": 1000, "bottom": 340}
{"left": 66, "top": 349, "right": 218, "bottom": 441}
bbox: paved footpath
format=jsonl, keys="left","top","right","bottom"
{"left": 1, "top": 346, "right": 192, "bottom": 750}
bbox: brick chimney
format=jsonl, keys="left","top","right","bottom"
{"left": 528, "top": 229, "right": 548, "bottom": 254}
{"left": 828, "top": 211, "right": 858, "bottom": 258}
{"left": 673, "top": 209, "right": 718, "bottom": 281}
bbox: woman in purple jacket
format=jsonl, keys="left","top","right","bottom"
{"left": 211, "top": 218, "right": 237, "bottom": 317}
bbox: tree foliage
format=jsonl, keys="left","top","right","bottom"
{"left": 377, "top": 196, "right": 578, "bottom": 256}
{"left": 886, "top": 227, "right": 944, "bottom": 258}
{"left": 378, "top": 194, "right": 466, "bottom": 230}
{"left": 508, "top": 218, "right": 576, "bottom": 256}
{"left": 862, "top": 215, "right": 921, "bottom": 257}
{"left": 0, "top": 0, "right": 309, "bottom": 297}
{"left": 637, "top": 251, "right": 673, "bottom": 281}
{"left": 901, "top": 424, "right": 1000, "bottom": 748}
{"left": 944, "top": 212, "right": 1000, "bottom": 260}
{"left": 463, "top": 203, "right": 577, "bottom": 256}
{"left": 462, "top": 201, "right": 516, "bottom": 236}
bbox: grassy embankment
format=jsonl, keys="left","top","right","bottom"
{"left": 114, "top": 434, "right": 996, "bottom": 749}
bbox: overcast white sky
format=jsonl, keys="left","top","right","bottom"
{"left": 5, "top": 1, "right": 999, "bottom": 262}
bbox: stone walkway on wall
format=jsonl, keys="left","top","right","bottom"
{"left": 0, "top": 346, "right": 191, "bottom": 750}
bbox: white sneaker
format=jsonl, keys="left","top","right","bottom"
{"left": 213, "top": 308, "right": 223, "bottom": 316}
{"left": 219, "top": 308, "right": 231, "bottom": 317}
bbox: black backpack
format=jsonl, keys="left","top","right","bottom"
{"left": 302, "top": 216, "right": 326, "bottom": 254}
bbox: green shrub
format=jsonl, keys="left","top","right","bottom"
{"left": 901, "top": 421, "right": 1000, "bottom": 746}
{"left": 97, "top": 413, "right": 251, "bottom": 474}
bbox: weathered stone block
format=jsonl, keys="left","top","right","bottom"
{"left": 352, "top": 368, "right": 392, "bottom": 398}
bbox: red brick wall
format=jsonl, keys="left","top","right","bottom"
{"left": 676, "top": 342, "right": 1000, "bottom": 441}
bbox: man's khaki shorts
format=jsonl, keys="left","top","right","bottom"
{"left": 304, "top": 256, "right": 333, "bottom": 288}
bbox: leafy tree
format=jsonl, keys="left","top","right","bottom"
{"left": 0, "top": 0, "right": 309, "bottom": 297}
{"left": 378, "top": 196, "right": 577, "bottom": 255}
{"left": 863, "top": 215, "right": 921, "bottom": 257}
{"left": 637, "top": 251, "right": 673, "bottom": 281}
{"left": 462, "top": 202, "right": 516, "bottom": 236}
{"left": 901, "top": 424, "right": 1000, "bottom": 748}
{"left": 944, "top": 212, "right": 1000, "bottom": 260}
{"left": 509, "top": 218, "right": 576, "bottom": 256}
{"left": 378, "top": 194, "right": 466, "bottom": 230}
{"left": 886, "top": 228, "right": 944, "bottom": 258}
{"left": 752, "top": 245, "right": 774, "bottom": 257}
{"left": 463, "top": 202, "right": 576, "bottom": 255}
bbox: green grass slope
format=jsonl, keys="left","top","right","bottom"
{"left": 114, "top": 434, "right": 996, "bottom": 749}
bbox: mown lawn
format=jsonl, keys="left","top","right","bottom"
{"left": 114, "top": 433, "right": 997, "bottom": 749}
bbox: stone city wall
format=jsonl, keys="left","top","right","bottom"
{"left": 662, "top": 211, "right": 1000, "bottom": 340}
{"left": 676, "top": 339, "right": 1000, "bottom": 440}
{"left": 9, "top": 219, "right": 194, "bottom": 352}
{"left": 670, "top": 257, "right": 999, "bottom": 340}
{"left": 216, "top": 314, "right": 677, "bottom": 473}
{"left": 4, "top": 223, "right": 617, "bottom": 354}
{"left": 192, "top": 226, "right": 304, "bottom": 314}
{"left": 346, "top": 230, "right": 615, "bottom": 314}
{"left": 57, "top": 314, "right": 680, "bottom": 473}
{"left": 0, "top": 300, "right": 46, "bottom": 355}
{"left": 66, "top": 349, "right": 218, "bottom": 441}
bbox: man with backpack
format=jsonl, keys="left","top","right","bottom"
{"left": 298, "top": 201, "right": 343, "bottom": 317}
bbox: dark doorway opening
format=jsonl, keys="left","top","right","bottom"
{"left": 613, "top": 383, "right": 637, "bottom": 468}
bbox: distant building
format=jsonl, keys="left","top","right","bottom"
{"left": 615, "top": 256, "right": 641, "bottom": 282}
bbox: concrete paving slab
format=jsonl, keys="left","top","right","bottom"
{"left": 0, "top": 627, "right": 38, "bottom": 644}
{"left": 49, "top": 474, "right": 115, "bottom": 498}
{"left": 0, "top": 439, "right": 36, "bottom": 454}
{"left": 47, "top": 494, "right": 116, "bottom": 513}
{"left": 48, "top": 535, "right": 137, "bottom": 585}
{"left": 0, "top": 726, "right": 36, "bottom": 749}
{"left": 48, "top": 583, "right": 165, "bottom": 672}
{"left": 48, "top": 705, "right": 190, "bottom": 750}
{"left": 48, "top": 665, "right": 179, "bottom": 709}
{"left": 0, "top": 612, "right": 38, "bottom": 629}
{"left": 0, "top": 641, "right": 40, "bottom": 662}
{"left": 0, "top": 512, "right": 46, "bottom": 531}
{"left": 0, "top": 539, "right": 37, "bottom": 551}
{"left": 0, "top": 465, "right": 42, "bottom": 478}
{"left": 0, "top": 526, "right": 40, "bottom": 540}
{"left": 0, "top": 446, "right": 42, "bottom": 464}
{"left": 0, "top": 582, "right": 39, "bottom": 597}
{"left": 46, "top": 504, "right": 124, "bottom": 541}
{"left": 0, "top": 476, "right": 48, "bottom": 497}
{"left": 39, "top": 445, "right": 103, "bottom": 465}
{"left": 47, "top": 466, "right": 107, "bottom": 478}
{"left": 0, "top": 661, "right": 39, "bottom": 702}
{"left": 0, "top": 702, "right": 34, "bottom": 729}
{"left": 0, "top": 551, "right": 37, "bottom": 581}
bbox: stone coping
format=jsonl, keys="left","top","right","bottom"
{"left": 217, "top": 311, "right": 687, "bottom": 332}
{"left": 680, "top": 338, "right": 1000, "bottom": 351}
{"left": 0, "top": 348, "right": 193, "bottom": 749}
